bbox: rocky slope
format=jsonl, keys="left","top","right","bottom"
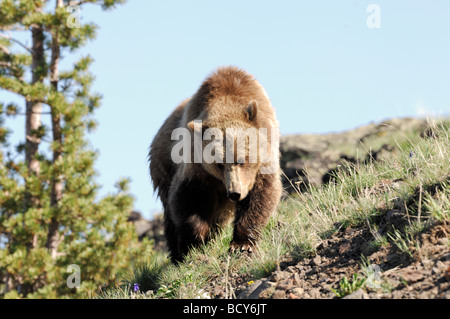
{"left": 235, "top": 220, "right": 449, "bottom": 299}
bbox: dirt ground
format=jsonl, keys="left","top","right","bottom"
{"left": 207, "top": 220, "right": 449, "bottom": 299}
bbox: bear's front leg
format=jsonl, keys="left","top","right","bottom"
{"left": 230, "top": 174, "right": 281, "bottom": 254}
{"left": 176, "top": 214, "right": 211, "bottom": 261}
{"left": 168, "top": 177, "right": 217, "bottom": 263}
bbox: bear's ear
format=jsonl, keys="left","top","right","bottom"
{"left": 187, "top": 120, "right": 208, "bottom": 133}
{"left": 187, "top": 120, "right": 195, "bottom": 131}
{"left": 244, "top": 101, "right": 258, "bottom": 121}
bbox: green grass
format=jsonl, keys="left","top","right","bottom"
{"left": 331, "top": 273, "right": 367, "bottom": 298}
{"left": 99, "top": 118, "right": 450, "bottom": 299}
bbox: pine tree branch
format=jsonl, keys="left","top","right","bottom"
{"left": 0, "top": 60, "right": 22, "bottom": 76}
{"left": 0, "top": 33, "right": 32, "bottom": 53}
{"left": 0, "top": 25, "right": 28, "bottom": 32}
{"left": 0, "top": 111, "right": 52, "bottom": 115}
{"left": 0, "top": 82, "right": 47, "bottom": 105}
{"left": 0, "top": 78, "right": 25, "bottom": 95}
{"left": 68, "top": 0, "right": 97, "bottom": 6}
{"left": 0, "top": 43, "right": 10, "bottom": 54}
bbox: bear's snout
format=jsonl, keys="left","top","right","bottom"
{"left": 227, "top": 191, "right": 241, "bottom": 202}
{"left": 225, "top": 166, "right": 244, "bottom": 202}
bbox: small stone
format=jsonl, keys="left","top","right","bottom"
{"left": 237, "top": 280, "right": 262, "bottom": 299}
{"left": 432, "top": 267, "right": 440, "bottom": 275}
{"left": 441, "top": 290, "right": 450, "bottom": 299}
{"left": 286, "top": 266, "right": 297, "bottom": 274}
{"left": 294, "top": 264, "right": 304, "bottom": 270}
{"left": 309, "top": 288, "right": 321, "bottom": 298}
{"left": 312, "top": 255, "right": 322, "bottom": 266}
{"left": 270, "top": 271, "right": 287, "bottom": 282}
{"left": 435, "top": 260, "right": 445, "bottom": 270}
{"left": 288, "top": 292, "right": 298, "bottom": 299}
{"left": 315, "top": 240, "right": 329, "bottom": 250}
{"left": 339, "top": 241, "right": 351, "bottom": 255}
{"left": 292, "top": 287, "right": 304, "bottom": 297}
{"left": 272, "top": 290, "right": 286, "bottom": 299}
{"left": 392, "top": 290, "right": 403, "bottom": 298}
{"left": 399, "top": 268, "right": 424, "bottom": 284}
{"left": 343, "top": 289, "right": 368, "bottom": 299}
{"left": 276, "top": 278, "right": 293, "bottom": 291}
{"left": 247, "top": 280, "right": 277, "bottom": 299}
{"left": 292, "top": 273, "right": 302, "bottom": 286}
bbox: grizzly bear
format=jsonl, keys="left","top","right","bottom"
{"left": 149, "top": 66, "right": 282, "bottom": 263}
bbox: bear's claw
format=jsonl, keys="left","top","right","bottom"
{"left": 229, "top": 242, "right": 254, "bottom": 254}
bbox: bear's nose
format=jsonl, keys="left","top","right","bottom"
{"left": 227, "top": 192, "right": 241, "bottom": 202}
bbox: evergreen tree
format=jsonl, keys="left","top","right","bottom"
{"left": 0, "top": 0, "right": 152, "bottom": 298}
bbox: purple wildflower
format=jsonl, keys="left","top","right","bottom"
{"left": 133, "top": 283, "right": 140, "bottom": 292}
{"left": 409, "top": 151, "right": 416, "bottom": 158}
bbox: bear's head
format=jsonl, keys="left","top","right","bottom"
{"left": 187, "top": 101, "right": 272, "bottom": 202}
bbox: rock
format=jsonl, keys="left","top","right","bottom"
{"left": 343, "top": 289, "right": 368, "bottom": 299}
{"left": 315, "top": 240, "right": 329, "bottom": 250}
{"left": 441, "top": 290, "right": 450, "bottom": 299}
{"left": 285, "top": 266, "right": 297, "bottom": 274}
{"left": 127, "top": 211, "right": 166, "bottom": 251}
{"left": 276, "top": 278, "right": 293, "bottom": 291}
{"left": 338, "top": 241, "right": 351, "bottom": 255}
{"left": 309, "top": 288, "right": 321, "bottom": 298}
{"left": 432, "top": 267, "right": 440, "bottom": 275}
{"left": 292, "top": 273, "right": 302, "bottom": 286}
{"left": 391, "top": 290, "right": 403, "bottom": 298}
{"left": 270, "top": 271, "right": 288, "bottom": 282}
{"left": 435, "top": 260, "right": 446, "bottom": 270}
{"left": 399, "top": 269, "right": 424, "bottom": 284}
{"left": 272, "top": 290, "right": 286, "bottom": 299}
{"left": 237, "top": 279, "right": 276, "bottom": 299}
{"left": 288, "top": 292, "right": 299, "bottom": 299}
{"left": 311, "top": 255, "right": 322, "bottom": 266}
{"left": 128, "top": 211, "right": 152, "bottom": 237}
{"left": 237, "top": 280, "right": 262, "bottom": 299}
{"left": 291, "top": 287, "right": 304, "bottom": 297}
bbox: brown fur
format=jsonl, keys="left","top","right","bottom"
{"left": 149, "top": 66, "right": 282, "bottom": 263}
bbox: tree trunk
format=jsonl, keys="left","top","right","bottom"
{"left": 25, "top": 26, "right": 45, "bottom": 176}
{"left": 46, "top": 0, "right": 64, "bottom": 259}
{"left": 25, "top": 25, "right": 45, "bottom": 251}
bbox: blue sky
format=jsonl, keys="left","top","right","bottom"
{"left": 2, "top": 1, "right": 449, "bottom": 219}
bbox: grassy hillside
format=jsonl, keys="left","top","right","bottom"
{"left": 99, "top": 118, "right": 449, "bottom": 299}
{"left": 280, "top": 117, "right": 437, "bottom": 191}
